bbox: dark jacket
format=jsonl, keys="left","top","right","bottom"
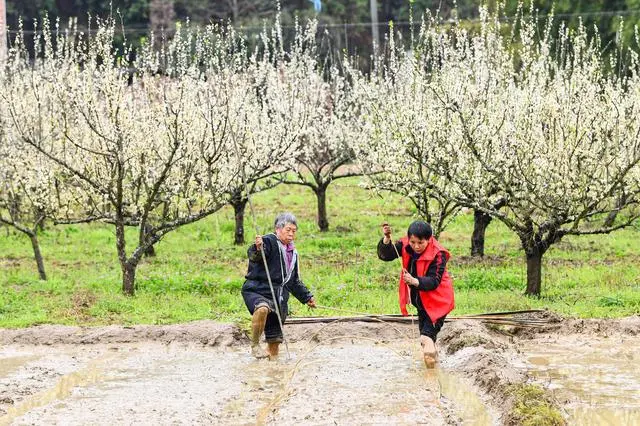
{"left": 243, "top": 233, "right": 313, "bottom": 308}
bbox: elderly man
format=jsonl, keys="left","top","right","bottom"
{"left": 242, "top": 212, "right": 316, "bottom": 359}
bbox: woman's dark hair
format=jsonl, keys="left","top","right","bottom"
{"left": 407, "top": 220, "right": 432, "bottom": 240}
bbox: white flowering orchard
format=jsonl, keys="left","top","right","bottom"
{"left": 280, "top": 61, "right": 363, "bottom": 232}
{"left": 0, "top": 21, "right": 256, "bottom": 293}
{"left": 2, "top": 10, "right": 639, "bottom": 298}
{"left": 209, "top": 21, "right": 324, "bottom": 243}
{"left": 361, "top": 9, "right": 640, "bottom": 295}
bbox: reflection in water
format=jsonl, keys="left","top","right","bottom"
{"left": 0, "top": 356, "right": 40, "bottom": 378}
{"left": 521, "top": 336, "right": 640, "bottom": 426}
{"left": 228, "top": 342, "right": 494, "bottom": 425}
{"left": 0, "top": 359, "right": 107, "bottom": 426}
{"left": 438, "top": 369, "right": 493, "bottom": 425}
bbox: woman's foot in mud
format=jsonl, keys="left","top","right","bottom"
{"left": 251, "top": 344, "right": 269, "bottom": 359}
{"left": 423, "top": 354, "right": 436, "bottom": 369}
{"left": 420, "top": 336, "right": 437, "bottom": 369}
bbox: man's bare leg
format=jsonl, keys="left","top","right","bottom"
{"left": 251, "top": 306, "right": 269, "bottom": 359}
{"left": 267, "top": 342, "right": 280, "bottom": 360}
{"left": 420, "top": 335, "right": 437, "bottom": 369}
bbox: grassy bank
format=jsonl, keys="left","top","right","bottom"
{"left": 1, "top": 181, "right": 639, "bottom": 328}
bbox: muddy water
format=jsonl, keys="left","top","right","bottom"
{"left": 251, "top": 342, "right": 443, "bottom": 425}
{"left": 0, "top": 356, "right": 40, "bottom": 378}
{"left": 0, "top": 341, "right": 492, "bottom": 425}
{"left": 438, "top": 369, "right": 493, "bottom": 425}
{"left": 520, "top": 335, "right": 640, "bottom": 425}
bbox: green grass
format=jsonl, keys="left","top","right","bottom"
{"left": 507, "top": 384, "right": 566, "bottom": 426}
{"left": 1, "top": 180, "right": 639, "bottom": 327}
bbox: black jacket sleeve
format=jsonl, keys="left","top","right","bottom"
{"left": 416, "top": 251, "right": 447, "bottom": 291}
{"left": 377, "top": 238, "right": 403, "bottom": 261}
{"left": 248, "top": 235, "right": 274, "bottom": 263}
{"left": 286, "top": 261, "right": 313, "bottom": 304}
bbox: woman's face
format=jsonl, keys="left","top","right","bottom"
{"left": 276, "top": 223, "right": 297, "bottom": 245}
{"left": 409, "top": 235, "right": 429, "bottom": 254}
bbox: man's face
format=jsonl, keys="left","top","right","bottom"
{"left": 409, "top": 235, "right": 429, "bottom": 254}
{"left": 276, "top": 223, "right": 297, "bottom": 245}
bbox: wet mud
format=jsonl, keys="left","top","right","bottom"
{"left": 0, "top": 322, "right": 472, "bottom": 425}
{"left": 0, "top": 316, "right": 638, "bottom": 425}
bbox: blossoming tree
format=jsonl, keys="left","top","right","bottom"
{"left": 279, "top": 63, "right": 363, "bottom": 232}
{"left": 0, "top": 132, "right": 60, "bottom": 280}
{"left": 2, "top": 21, "right": 238, "bottom": 295}
{"left": 424, "top": 11, "right": 640, "bottom": 295}
{"left": 209, "top": 22, "right": 320, "bottom": 243}
{"left": 351, "top": 36, "right": 462, "bottom": 239}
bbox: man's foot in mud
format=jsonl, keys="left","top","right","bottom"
{"left": 251, "top": 344, "right": 269, "bottom": 359}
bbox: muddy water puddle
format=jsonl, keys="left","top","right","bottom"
{"left": 0, "top": 356, "right": 40, "bottom": 379}
{"left": 0, "top": 340, "right": 492, "bottom": 425}
{"left": 1, "top": 359, "right": 106, "bottom": 424}
{"left": 438, "top": 369, "right": 493, "bottom": 425}
{"left": 519, "top": 335, "right": 640, "bottom": 425}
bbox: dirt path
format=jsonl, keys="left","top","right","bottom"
{"left": 1, "top": 316, "right": 638, "bottom": 425}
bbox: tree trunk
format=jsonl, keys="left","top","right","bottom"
{"left": 604, "top": 194, "right": 627, "bottom": 227}
{"left": 149, "top": 0, "right": 175, "bottom": 48}
{"left": 471, "top": 209, "right": 492, "bottom": 257}
{"left": 232, "top": 196, "right": 248, "bottom": 245}
{"left": 122, "top": 262, "right": 136, "bottom": 296}
{"left": 315, "top": 185, "right": 329, "bottom": 232}
{"left": 29, "top": 233, "right": 47, "bottom": 281}
{"left": 144, "top": 243, "right": 156, "bottom": 257}
{"left": 115, "top": 221, "right": 136, "bottom": 295}
{"left": 35, "top": 208, "right": 46, "bottom": 232}
{"left": 142, "top": 223, "right": 156, "bottom": 257}
{"left": 525, "top": 247, "right": 543, "bottom": 296}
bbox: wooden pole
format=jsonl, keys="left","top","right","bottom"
{"left": 370, "top": 0, "right": 379, "bottom": 51}
{"left": 0, "top": 0, "right": 7, "bottom": 62}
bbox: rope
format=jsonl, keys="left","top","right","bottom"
{"left": 314, "top": 304, "right": 375, "bottom": 316}
{"left": 381, "top": 224, "right": 422, "bottom": 367}
{"left": 349, "top": 154, "right": 425, "bottom": 366}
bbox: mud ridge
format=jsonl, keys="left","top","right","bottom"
{"left": 0, "top": 321, "right": 246, "bottom": 346}
{"left": 437, "top": 320, "right": 531, "bottom": 424}
{"left": 436, "top": 315, "right": 639, "bottom": 425}
{"left": 512, "top": 314, "right": 640, "bottom": 338}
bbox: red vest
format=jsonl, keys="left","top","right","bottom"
{"left": 399, "top": 236, "right": 455, "bottom": 323}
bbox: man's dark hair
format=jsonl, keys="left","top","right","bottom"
{"left": 407, "top": 220, "right": 433, "bottom": 240}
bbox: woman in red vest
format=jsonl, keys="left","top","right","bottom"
{"left": 377, "top": 220, "right": 455, "bottom": 368}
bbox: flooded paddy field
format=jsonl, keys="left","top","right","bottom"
{"left": 517, "top": 334, "right": 640, "bottom": 425}
{"left": 0, "top": 316, "right": 638, "bottom": 425}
